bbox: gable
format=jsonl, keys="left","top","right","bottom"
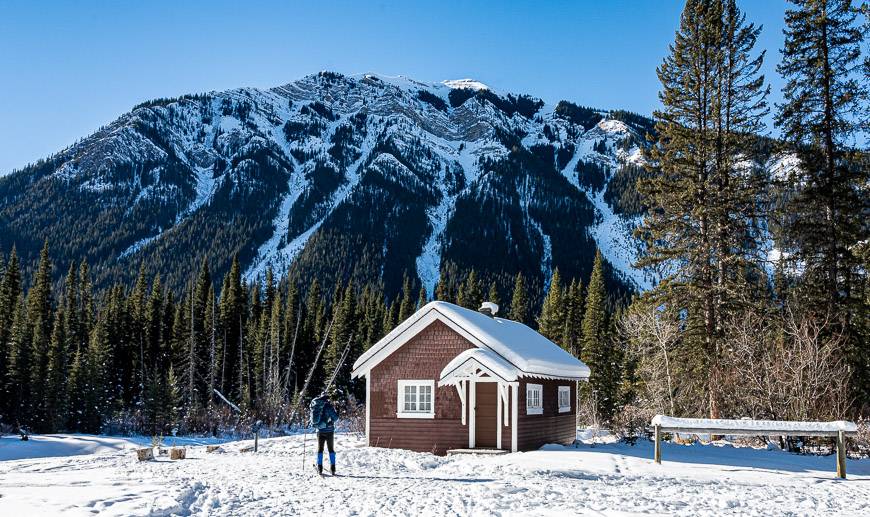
{"left": 352, "top": 305, "right": 501, "bottom": 378}
{"left": 352, "top": 301, "right": 589, "bottom": 380}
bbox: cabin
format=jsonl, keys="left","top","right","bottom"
{"left": 351, "top": 300, "right": 590, "bottom": 455}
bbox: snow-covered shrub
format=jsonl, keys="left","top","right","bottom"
{"left": 853, "top": 418, "right": 870, "bottom": 458}
{"left": 611, "top": 404, "right": 653, "bottom": 445}
{"left": 335, "top": 396, "right": 365, "bottom": 435}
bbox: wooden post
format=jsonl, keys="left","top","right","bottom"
{"left": 654, "top": 425, "right": 662, "bottom": 464}
{"left": 836, "top": 430, "right": 846, "bottom": 479}
{"left": 254, "top": 430, "right": 259, "bottom": 453}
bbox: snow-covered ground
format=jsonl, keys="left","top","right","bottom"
{"left": 1, "top": 432, "right": 867, "bottom": 516}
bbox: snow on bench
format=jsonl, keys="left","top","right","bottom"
{"left": 649, "top": 415, "right": 858, "bottom": 479}
{"left": 651, "top": 415, "right": 858, "bottom": 437}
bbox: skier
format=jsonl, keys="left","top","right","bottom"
{"left": 309, "top": 392, "right": 339, "bottom": 475}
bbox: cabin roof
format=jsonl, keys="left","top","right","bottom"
{"left": 352, "top": 301, "right": 590, "bottom": 380}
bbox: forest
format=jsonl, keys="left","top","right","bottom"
{"left": 0, "top": 0, "right": 867, "bottom": 441}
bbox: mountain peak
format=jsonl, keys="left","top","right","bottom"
{"left": 442, "top": 79, "right": 490, "bottom": 91}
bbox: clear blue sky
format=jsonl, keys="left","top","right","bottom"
{"left": 0, "top": 0, "right": 789, "bottom": 174}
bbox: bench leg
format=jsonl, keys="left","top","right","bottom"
{"left": 654, "top": 425, "right": 661, "bottom": 464}
{"left": 836, "top": 430, "right": 846, "bottom": 479}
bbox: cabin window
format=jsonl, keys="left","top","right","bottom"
{"left": 526, "top": 383, "right": 543, "bottom": 415}
{"left": 558, "top": 386, "right": 571, "bottom": 413}
{"left": 397, "top": 380, "right": 435, "bottom": 418}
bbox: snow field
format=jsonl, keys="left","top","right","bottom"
{"left": 1, "top": 432, "right": 868, "bottom": 516}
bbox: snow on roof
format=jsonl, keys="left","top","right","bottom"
{"left": 352, "top": 301, "right": 590, "bottom": 380}
{"left": 439, "top": 348, "right": 521, "bottom": 384}
{"left": 651, "top": 416, "right": 858, "bottom": 434}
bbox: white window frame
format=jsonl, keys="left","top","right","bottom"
{"left": 558, "top": 386, "right": 571, "bottom": 413}
{"left": 397, "top": 380, "right": 435, "bottom": 419}
{"left": 526, "top": 383, "right": 543, "bottom": 415}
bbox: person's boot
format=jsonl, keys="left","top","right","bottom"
{"left": 330, "top": 464, "right": 336, "bottom": 475}
{"left": 318, "top": 463, "right": 323, "bottom": 475}
{"left": 329, "top": 452, "right": 336, "bottom": 475}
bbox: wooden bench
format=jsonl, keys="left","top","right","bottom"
{"left": 650, "top": 415, "right": 858, "bottom": 479}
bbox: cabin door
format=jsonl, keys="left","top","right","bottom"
{"left": 474, "top": 382, "right": 498, "bottom": 448}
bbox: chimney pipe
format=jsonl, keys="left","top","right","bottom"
{"left": 478, "top": 301, "right": 499, "bottom": 318}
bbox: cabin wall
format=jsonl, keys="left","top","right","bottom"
{"left": 516, "top": 378, "right": 577, "bottom": 450}
{"left": 368, "top": 320, "right": 473, "bottom": 455}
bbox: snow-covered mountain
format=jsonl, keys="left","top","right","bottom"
{"left": 0, "top": 71, "right": 659, "bottom": 297}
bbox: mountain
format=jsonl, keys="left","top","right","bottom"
{"left": 0, "top": 71, "right": 661, "bottom": 301}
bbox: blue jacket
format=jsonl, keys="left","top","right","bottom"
{"left": 309, "top": 396, "right": 339, "bottom": 433}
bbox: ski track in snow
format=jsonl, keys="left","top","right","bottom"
{"left": 1, "top": 433, "right": 868, "bottom": 516}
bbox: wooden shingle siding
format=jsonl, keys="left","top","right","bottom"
{"left": 369, "top": 320, "right": 474, "bottom": 455}
{"left": 516, "top": 378, "right": 576, "bottom": 450}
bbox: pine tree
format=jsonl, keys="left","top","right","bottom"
{"left": 0, "top": 247, "right": 22, "bottom": 418}
{"left": 45, "top": 309, "right": 67, "bottom": 432}
{"left": 562, "top": 278, "right": 584, "bottom": 357}
{"left": 582, "top": 251, "right": 618, "bottom": 422}
{"left": 27, "top": 241, "right": 53, "bottom": 430}
{"left": 397, "top": 274, "right": 416, "bottom": 322}
{"left": 509, "top": 272, "right": 532, "bottom": 325}
{"left": 638, "top": 0, "right": 769, "bottom": 418}
{"left": 775, "top": 0, "right": 868, "bottom": 403}
{"left": 417, "top": 285, "right": 428, "bottom": 310}
{"left": 5, "top": 294, "right": 29, "bottom": 425}
{"left": 486, "top": 281, "right": 501, "bottom": 308}
{"left": 324, "top": 281, "right": 356, "bottom": 398}
{"left": 79, "top": 318, "right": 112, "bottom": 433}
{"left": 457, "top": 270, "right": 483, "bottom": 310}
{"left": 537, "top": 268, "right": 565, "bottom": 343}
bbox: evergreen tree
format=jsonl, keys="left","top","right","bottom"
{"left": 775, "top": 0, "right": 868, "bottom": 403}
{"left": 537, "top": 268, "right": 565, "bottom": 343}
{"left": 0, "top": 248, "right": 22, "bottom": 418}
{"left": 561, "top": 278, "right": 584, "bottom": 357}
{"left": 45, "top": 309, "right": 68, "bottom": 432}
{"left": 638, "top": 0, "right": 769, "bottom": 418}
{"left": 582, "top": 251, "right": 618, "bottom": 422}
{"left": 486, "top": 281, "right": 501, "bottom": 308}
{"left": 417, "top": 285, "right": 428, "bottom": 310}
{"left": 79, "top": 318, "right": 112, "bottom": 433}
{"left": 5, "top": 294, "right": 29, "bottom": 425}
{"left": 457, "top": 270, "right": 483, "bottom": 310}
{"left": 509, "top": 272, "right": 532, "bottom": 325}
{"left": 27, "top": 241, "right": 53, "bottom": 430}
{"left": 397, "top": 274, "right": 416, "bottom": 322}
{"left": 324, "top": 281, "right": 356, "bottom": 398}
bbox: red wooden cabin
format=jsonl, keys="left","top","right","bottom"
{"left": 352, "top": 301, "right": 590, "bottom": 455}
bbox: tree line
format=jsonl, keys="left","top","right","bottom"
{"left": 0, "top": 241, "right": 621, "bottom": 436}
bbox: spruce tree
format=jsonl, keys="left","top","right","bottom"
{"left": 486, "top": 281, "right": 501, "bottom": 308}
{"left": 537, "top": 268, "right": 565, "bottom": 343}
{"left": 84, "top": 318, "right": 112, "bottom": 433}
{"left": 775, "top": 0, "right": 868, "bottom": 403}
{"left": 417, "top": 285, "right": 428, "bottom": 310}
{"left": 457, "top": 270, "right": 483, "bottom": 310}
{"left": 562, "top": 278, "right": 584, "bottom": 358}
{"left": 638, "top": 0, "right": 769, "bottom": 418}
{"left": 27, "top": 241, "right": 53, "bottom": 430}
{"left": 0, "top": 248, "right": 21, "bottom": 418}
{"left": 397, "top": 274, "right": 415, "bottom": 321}
{"left": 5, "top": 294, "right": 29, "bottom": 425}
{"left": 582, "top": 251, "right": 618, "bottom": 422}
{"left": 45, "top": 309, "right": 67, "bottom": 432}
{"left": 509, "top": 272, "right": 532, "bottom": 325}
{"left": 324, "top": 281, "right": 356, "bottom": 398}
